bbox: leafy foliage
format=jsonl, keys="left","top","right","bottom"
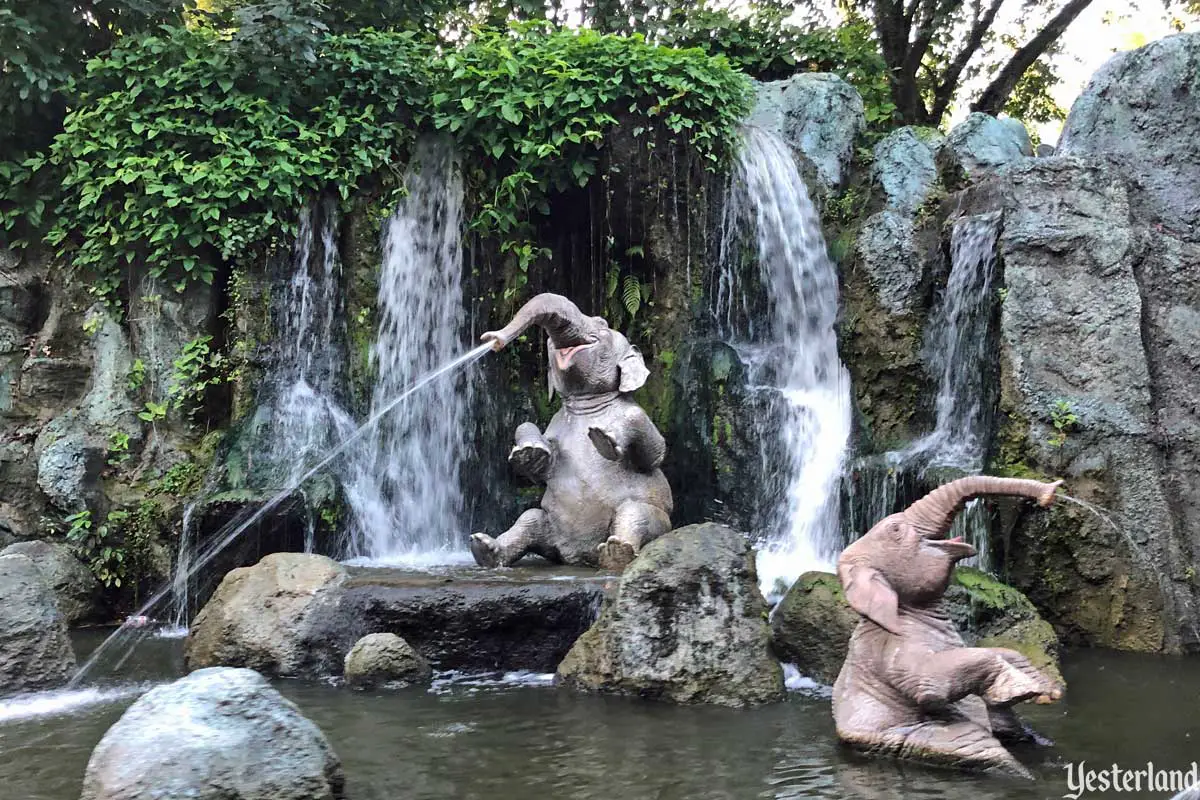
{"left": 431, "top": 23, "right": 752, "bottom": 276}
{"left": 34, "top": 25, "right": 429, "bottom": 297}
{"left": 17, "top": 21, "right": 748, "bottom": 303}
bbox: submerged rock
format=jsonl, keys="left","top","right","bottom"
{"left": 748, "top": 73, "right": 865, "bottom": 194}
{"left": 343, "top": 632, "right": 431, "bottom": 689}
{"left": 186, "top": 552, "right": 349, "bottom": 675}
{"left": 0, "top": 539, "right": 103, "bottom": 626}
{"left": 80, "top": 667, "right": 344, "bottom": 800}
{"left": 557, "top": 523, "right": 784, "bottom": 707}
{"left": 0, "top": 553, "right": 76, "bottom": 695}
{"left": 770, "top": 571, "right": 860, "bottom": 684}
{"left": 771, "top": 568, "right": 1062, "bottom": 685}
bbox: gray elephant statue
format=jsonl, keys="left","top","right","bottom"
{"left": 833, "top": 475, "right": 1065, "bottom": 778}
{"left": 470, "top": 293, "right": 673, "bottom": 570}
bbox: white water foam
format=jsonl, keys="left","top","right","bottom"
{"left": 716, "top": 127, "right": 852, "bottom": 597}
{"left": 0, "top": 684, "right": 154, "bottom": 725}
{"left": 343, "top": 138, "right": 474, "bottom": 563}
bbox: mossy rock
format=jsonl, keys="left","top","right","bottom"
{"left": 770, "top": 571, "right": 860, "bottom": 684}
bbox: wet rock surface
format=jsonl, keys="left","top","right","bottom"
{"left": 80, "top": 667, "right": 345, "bottom": 800}
{"left": 186, "top": 552, "right": 350, "bottom": 675}
{"left": 343, "top": 632, "right": 432, "bottom": 689}
{"left": 0, "top": 539, "right": 104, "bottom": 626}
{"left": 188, "top": 555, "right": 608, "bottom": 677}
{"left": 301, "top": 564, "right": 608, "bottom": 675}
{"left": 557, "top": 523, "right": 785, "bottom": 707}
{"left": 0, "top": 553, "right": 76, "bottom": 695}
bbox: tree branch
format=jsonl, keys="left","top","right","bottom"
{"left": 972, "top": 0, "right": 1095, "bottom": 115}
{"left": 930, "top": 0, "right": 1007, "bottom": 121}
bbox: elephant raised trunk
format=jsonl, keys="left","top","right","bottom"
{"left": 903, "top": 475, "right": 1060, "bottom": 538}
{"left": 483, "top": 293, "right": 595, "bottom": 351}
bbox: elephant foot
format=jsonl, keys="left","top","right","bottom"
{"left": 597, "top": 537, "right": 637, "bottom": 572}
{"left": 509, "top": 441, "right": 551, "bottom": 480}
{"left": 983, "top": 652, "right": 1062, "bottom": 706}
{"left": 470, "top": 533, "right": 502, "bottom": 568}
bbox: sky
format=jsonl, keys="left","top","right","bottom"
{"left": 994, "top": 0, "right": 1200, "bottom": 144}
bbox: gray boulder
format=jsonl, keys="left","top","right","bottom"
{"left": 343, "top": 632, "right": 431, "bottom": 689}
{"left": 186, "top": 553, "right": 349, "bottom": 676}
{"left": 79, "top": 306, "right": 141, "bottom": 444}
{"left": 80, "top": 667, "right": 345, "bottom": 800}
{"left": 1059, "top": 32, "right": 1200, "bottom": 240}
{"left": 0, "top": 553, "right": 76, "bottom": 695}
{"left": 941, "top": 112, "right": 1032, "bottom": 179}
{"left": 873, "top": 126, "right": 944, "bottom": 212}
{"left": 34, "top": 414, "right": 100, "bottom": 513}
{"left": 748, "top": 73, "right": 866, "bottom": 194}
{"left": 855, "top": 210, "right": 926, "bottom": 315}
{"left": 994, "top": 156, "right": 1195, "bottom": 652}
{"left": 557, "top": 523, "right": 785, "bottom": 707}
{"left": 0, "top": 539, "right": 103, "bottom": 625}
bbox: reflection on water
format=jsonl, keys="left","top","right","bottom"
{"left": 1, "top": 632, "right": 1197, "bottom": 800}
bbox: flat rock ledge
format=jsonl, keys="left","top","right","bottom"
{"left": 187, "top": 553, "right": 610, "bottom": 678}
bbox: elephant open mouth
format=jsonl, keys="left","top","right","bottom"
{"left": 925, "top": 535, "right": 977, "bottom": 559}
{"left": 554, "top": 340, "right": 598, "bottom": 370}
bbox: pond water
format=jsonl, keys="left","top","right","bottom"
{"left": 1, "top": 632, "right": 1196, "bottom": 800}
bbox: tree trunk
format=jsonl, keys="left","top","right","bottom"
{"left": 972, "top": 0, "right": 1095, "bottom": 115}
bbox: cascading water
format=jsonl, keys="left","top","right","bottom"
{"left": 714, "top": 127, "right": 852, "bottom": 596}
{"left": 342, "top": 139, "right": 474, "bottom": 564}
{"left": 907, "top": 212, "right": 1001, "bottom": 470}
{"left": 843, "top": 212, "right": 1002, "bottom": 569}
{"left": 266, "top": 198, "right": 356, "bottom": 485}
{"left": 167, "top": 199, "right": 353, "bottom": 626}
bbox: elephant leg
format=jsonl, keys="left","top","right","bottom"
{"left": 892, "top": 647, "right": 1062, "bottom": 710}
{"left": 892, "top": 720, "right": 1031, "bottom": 778}
{"left": 597, "top": 501, "right": 671, "bottom": 572}
{"left": 470, "top": 509, "right": 549, "bottom": 568}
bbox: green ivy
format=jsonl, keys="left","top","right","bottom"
{"left": 36, "top": 25, "right": 430, "bottom": 300}
{"left": 431, "top": 23, "right": 751, "bottom": 277}
{"left": 15, "top": 21, "right": 749, "bottom": 310}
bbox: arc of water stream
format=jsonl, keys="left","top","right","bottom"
{"left": 71, "top": 343, "right": 492, "bottom": 687}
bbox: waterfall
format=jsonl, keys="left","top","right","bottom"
{"left": 342, "top": 139, "right": 474, "bottom": 564}
{"left": 715, "top": 127, "right": 852, "bottom": 596}
{"left": 167, "top": 199, "right": 352, "bottom": 627}
{"left": 843, "top": 212, "right": 1001, "bottom": 570}
{"left": 907, "top": 212, "right": 1001, "bottom": 470}
{"left": 266, "top": 198, "right": 356, "bottom": 482}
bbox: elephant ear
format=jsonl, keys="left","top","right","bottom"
{"left": 838, "top": 563, "right": 902, "bottom": 635}
{"left": 618, "top": 345, "right": 649, "bottom": 393}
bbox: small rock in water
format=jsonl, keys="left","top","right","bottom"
{"left": 80, "top": 667, "right": 345, "bottom": 800}
{"left": 343, "top": 632, "right": 432, "bottom": 689}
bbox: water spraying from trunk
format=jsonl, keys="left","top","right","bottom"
{"left": 342, "top": 139, "right": 474, "bottom": 565}
{"left": 714, "top": 127, "right": 852, "bottom": 597}
{"left": 71, "top": 343, "right": 493, "bottom": 687}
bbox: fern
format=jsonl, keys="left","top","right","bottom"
{"left": 622, "top": 275, "right": 641, "bottom": 317}
{"left": 606, "top": 265, "right": 620, "bottom": 299}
